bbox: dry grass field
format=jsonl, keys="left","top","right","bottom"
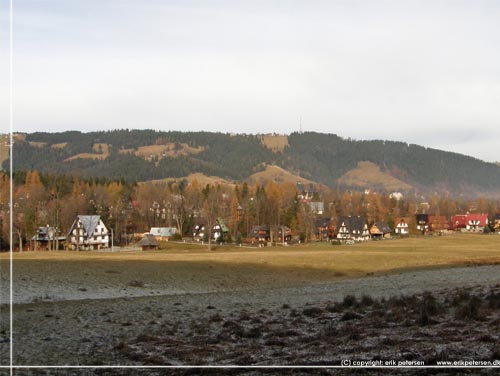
{"left": 259, "top": 134, "right": 289, "bottom": 152}
{"left": 1, "top": 233, "right": 499, "bottom": 304}
{"left": 1, "top": 233, "right": 500, "bottom": 368}
{"left": 337, "top": 161, "right": 413, "bottom": 191}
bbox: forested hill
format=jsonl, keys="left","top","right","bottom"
{"left": 6, "top": 130, "right": 500, "bottom": 196}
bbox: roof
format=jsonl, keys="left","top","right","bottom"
{"left": 75, "top": 215, "right": 103, "bottom": 236}
{"left": 137, "top": 233, "right": 159, "bottom": 247}
{"left": 150, "top": 227, "right": 177, "bottom": 237}
{"left": 216, "top": 218, "right": 229, "bottom": 233}
{"left": 336, "top": 216, "right": 367, "bottom": 235}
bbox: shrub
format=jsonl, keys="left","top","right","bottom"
{"left": 302, "top": 307, "right": 323, "bottom": 317}
{"left": 342, "top": 295, "right": 357, "bottom": 308}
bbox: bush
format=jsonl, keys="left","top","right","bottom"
{"left": 170, "top": 233, "right": 182, "bottom": 241}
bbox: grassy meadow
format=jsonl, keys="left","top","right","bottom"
{"left": 1, "top": 233, "right": 499, "bottom": 299}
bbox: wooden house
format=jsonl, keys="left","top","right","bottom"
{"left": 192, "top": 218, "right": 229, "bottom": 242}
{"left": 369, "top": 222, "right": 392, "bottom": 239}
{"left": 30, "top": 226, "right": 66, "bottom": 250}
{"left": 415, "top": 214, "right": 429, "bottom": 234}
{"left": 67, "top": 215, "right": 109, "bottom": 250}
{"left": 137, "top": 233, "right": 159, "bottom": 250}
{"left": 249, "top": 225, "right": 271, "bottom": 245}
{"left": 271, "top": 225, "right": 292, "bottom": 244}
{"left": 315, "top": 218, "right": 335, "bottom": 241}
{"left": 395, "top": 217, "right": 411, "bottom": 235}
{"left": 192, "top": 219, "right": 207, "bottom": 242}
{"left": 336, "top": 216, "right": 370, "bottom": 243}
{"left": 212, "top": 218, "right": 229, "bottom": 242}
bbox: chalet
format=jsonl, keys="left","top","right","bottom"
{"left": 249, "top": 225, "right": 270, "bottom": 245}
{"left": 192, "top": 218, "right": 228, "bottom": 242}
{"left": 212, "top": 218, "right": 229, "bottom": 242}
{"left": 415, "top": 214, "right": 429, "bottom": 234}
{"left": 315, "top": 218, "right": 336, "bottom": 241}
{"left": 271, "top": 225, "right": 292, "bottom": 244}
{"left": 395, "top": 217, "right": 410, "bottom": 235}
{"left": 137, "top": 233, "right": 159, "bottom": 250}
{"left": 369, "top": 222, "right": 392, "bottom": 239}
{"left": 192, "top": 219, "right": 207, "bottom": 242}
{"left": 336, "top": 216, "right": 370, "bottom": 243}
{"left": 30, "top": 226, "right": 66, "bottom": 250}
{"left": 150, "top": 227, "right": 178, "bottom": 240}
{"left": 451, "top": 213, "right": 489, "bottom": 232}
{"left": 67, "top": 215, "right": 109, "bottom": 250}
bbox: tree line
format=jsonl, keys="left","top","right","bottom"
{"left": 1, "top": 170, "right": 499, "bottom": 250}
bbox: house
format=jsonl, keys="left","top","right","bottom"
{"left": 465, "top": 214, "right": 489, "bottom": 232}
{"left": 30, "top": 226, "right": 66, "bottom": 250}
{"left": 415, "top": 214, "right": 429, "bottom": 234}
{"left": 212, "top": 218, "right": 229, "bottom": 242}
{"left": 395, "top": 217, "right": 411, "bottom": 235}
{"left": 67, "top": 215, "right": 109, "bottom": 250}
{"left": 137, "top": 233, "right": 159, "bottom": 250}
{"left": 192, "top": 218, "right": 228, "bottom": 242}
{"left": 451, "top": 215, "right": 468, "bottom": 231}
{"left": 315, "top": 218, "right": 336, "bottom": 241}
{"left": 249, "top": 225, "right": 271, "bottom": 245}
{"left": 451, "top": 213, "right": 489, "bottom": 232}
{"left": 150, "top": 227, "right": 177, "bottom": 241}
{"left": 271, "top": 225, "right": 292, "bottom": 244}
{"left": 336, "top": 216, "right": 370, "bottom": 243}
{"left": 192, "top": 219, "right": 207, "bottom": 242}
{"left": 369, "top": 222, "right": 392, "bottom": 239}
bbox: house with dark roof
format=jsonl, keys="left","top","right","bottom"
{"left": 192, "top": 218, "right": 229, "bottom": 242}
{"left": 137, "top": 233, "right": 159, "bottom": 250}
{"left": 335, "top": 216, "right": 370, "bottom": 243}
{"left": 67, "top": 215, "right": 109, "bottom": 250}
{"left": 369, "top": 222, "right": 392, "bottom": 239}
{"left": 30, "top": 226, "right": 66, "bottom": 250}
{"left": 415, "top": 214, "right": 429, "bottom": 234}
{"left": 249, "top": 225, "right": 271, "bottom": 245}
{"left": 315, "top": 218, "right": 336, "bottom": 241}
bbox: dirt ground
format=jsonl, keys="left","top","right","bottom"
{"left": 0, "top": 240, "right": 499, "bottom": 374}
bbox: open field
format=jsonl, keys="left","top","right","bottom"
{"left": 1, "top": 234, "right": 500, "bottom": 369}
{"left": 1, "top": 233, "right": 500, "bottom": 304}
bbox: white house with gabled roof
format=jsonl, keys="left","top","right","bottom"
{"left": 67, "top": 215, "right": 109, "bottom": 250}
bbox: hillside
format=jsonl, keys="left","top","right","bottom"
{"left": 4, "top": 130, "right": 500, "bottom": 196}
{"left": 337, "top": 161, "right": 413, "bottom": 192}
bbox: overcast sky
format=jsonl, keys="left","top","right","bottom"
{"left": 3, "top": 1, "right": 500, "bottom": 162}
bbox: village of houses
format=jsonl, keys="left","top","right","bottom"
{"left": 30, "top": 189, "right": 500, "bottom": 252}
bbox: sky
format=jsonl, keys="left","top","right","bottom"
{"left": 2, "top": 0, "right": 500, "bottom": 162}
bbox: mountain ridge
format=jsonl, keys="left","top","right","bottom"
{"left": 4, "top": 130, "right": 500, "bottom": 197}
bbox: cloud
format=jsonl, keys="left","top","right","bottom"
{"left": 6, "top": 0, "right": 500, "bottom": 162}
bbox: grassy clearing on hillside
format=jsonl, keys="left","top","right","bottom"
{"left": 337, "top": 161, "right": 412, "bottom": 191}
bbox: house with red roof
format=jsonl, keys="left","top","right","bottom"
{"left": 451, "top": 213, "right": 489, "bottom": 232}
